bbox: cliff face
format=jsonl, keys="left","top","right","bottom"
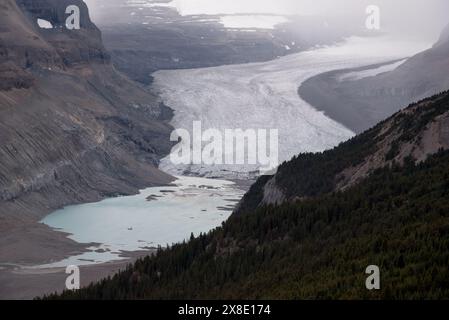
{"left": 0, "top": 0, "right": 174, "bottom": 251}
{"left": 15, "top": 0, "right": 109, "bottom": 66}
{"left": 0, "top": 0, "right": 112, "bottom": 89}
{"left": 0, "top": 0, "right": 51, "bottom": 89}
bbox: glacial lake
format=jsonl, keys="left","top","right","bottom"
{"left": 37, "top": 176, "right": 244, "bottom": 268}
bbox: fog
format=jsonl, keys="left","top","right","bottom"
{"left": 85, "top": 0, "right": 449, "bottom": 41}
{"left": 173, "top": 0, "right": 449, "bottom": 40}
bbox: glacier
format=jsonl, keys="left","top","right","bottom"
{"left": 152, "top": 36, "right": 431, "bottom": 179}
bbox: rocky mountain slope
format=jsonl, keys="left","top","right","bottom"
{"left": 239, "top": 90, "right": 449, "bottom": 213}
{"left": 0, "top": 0, "right": 174, "bottom": 264}
{"left": 299, "top": 25, "right": 449, "bottom": 133}
{"left": 51, "top": 90, "right": 449, "bottom": 299}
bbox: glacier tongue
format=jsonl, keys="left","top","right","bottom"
{"left": 152, "top": 36, "right": 431, "bottom": 179}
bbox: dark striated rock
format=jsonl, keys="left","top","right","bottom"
{"left": 16, "top": 0, "right": 110, "bottom": 66}
{"left": 0, "top": 0, "right": 175, "bottom": 264}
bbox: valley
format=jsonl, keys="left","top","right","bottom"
{"left": 53, "top": 91, "right": 449, "bottom": 300}
{"left": 1, "top": 0, "right": 448, "bottom": 301}
{"left": 0, "top": 35, "right": 429, "bottom": 300}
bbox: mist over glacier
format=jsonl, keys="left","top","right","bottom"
{"left": 87, "top": 0, "right": 449, "bottom": 41}
{"left": 153, "top": 36, "right": 431, "bottom": 179}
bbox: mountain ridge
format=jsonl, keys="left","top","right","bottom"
{"left": 238, "top": 90, "right": 449, "bottom": 214}
{"left": 0, "top": 0, "right": 174, "bottom": 265}
{"left": 299, "top": 25, "right": 449, "bottom": 133}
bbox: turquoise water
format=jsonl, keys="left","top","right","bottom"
{"left": 37, "top": 176, "right": 244, "bottom": 268}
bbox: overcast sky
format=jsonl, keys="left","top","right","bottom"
{"left": 170, "top": 0, "right": 443, "bottom": 16}
{"left": 86, "top": 0, "right": 449, "bottom": 41}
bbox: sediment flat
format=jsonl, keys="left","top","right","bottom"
{"left": 0, "top": 250, "right": 154, "bottom": 300}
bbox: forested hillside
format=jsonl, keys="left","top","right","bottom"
{"left": 47, "top": 92, "right": 449, "bottom": 300}
{"left": 239, "top": 91, "right": 449, "bottom": 214}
